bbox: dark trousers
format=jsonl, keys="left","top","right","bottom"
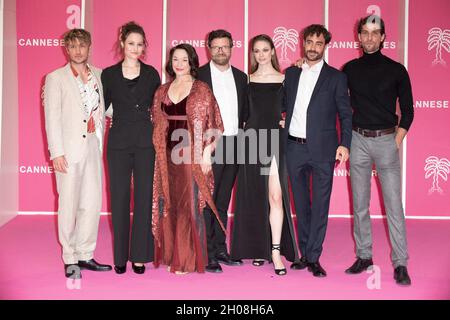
{"left": 107, "top": 146, "right": 155, "bottom": 266}
{"left": 286, "top": 140, "right": 334, "bottom": 263}
{"left": 203, "top": 135, "right": 239, "bottom": 260}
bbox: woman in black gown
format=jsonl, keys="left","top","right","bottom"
{"left": 231, "top": 34, "right": 299, "bottom": 275}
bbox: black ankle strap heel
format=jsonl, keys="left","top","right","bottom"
{"left": 271, "top": 244, "right": 287, "bottom": 276}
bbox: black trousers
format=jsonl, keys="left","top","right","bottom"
{"left": 286, "top": 140, "right": 334, "bottom": 263}
{"left": 107, "top": 146, "right": 155, "bottom": 266}
{"left": 203, "top": 135, "right": 239, "bottom": 260}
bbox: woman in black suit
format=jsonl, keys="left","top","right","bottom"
{"left": 101, "top": 21, "right": 160, "bottom": 274}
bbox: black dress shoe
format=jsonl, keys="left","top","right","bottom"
{"left": 78, "top": 259, "right": 112, "bottom": 272}
{"left": 345, "top": 258, "right": 374, "bottom": 274}
{"left": 114, "top": 265, "right": 127, "bottom": 274}
{"left": 216, "top": 251, "right": 243, "bottom": 266}
{"left": 307, "top": 262, "right": 327, "bottom": 277}
{"left": 132, "top": 263, "right": 146, "bottom": 274}
{"left": 394, "top": 266, "right": 411, "bottom": 286}
{"left": 205, "top": 259, "right": 223, "bottom": 273}
{"left": 290, "top": 257, "right": 308, "bottom": 270}
{"left": 65, "top": 264, "right": 82, "bottom": 279}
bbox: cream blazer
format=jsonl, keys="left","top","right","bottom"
{"left": 44, "top": 63, "right": 105, "bottom": 163}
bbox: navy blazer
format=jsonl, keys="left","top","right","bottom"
{"left": 283, "top": 63, "right": 352, "bottom": 162}
{"left": 101, "top": 61, "right": 161, "bottom": 149}
{"left": 197, "top": 63, "right": 248, "bottom": 129}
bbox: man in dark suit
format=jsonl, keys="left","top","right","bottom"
{"left": 284, "top": 25, "right": 352, "bottom": 277}
{"left": 197, "top": 29, "right": 247, "bottom": 273}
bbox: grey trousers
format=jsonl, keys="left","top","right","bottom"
{"left": 350, "top": 131, "right": 409, "bottom": 268}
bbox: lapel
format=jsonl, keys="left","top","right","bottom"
{"left": 203, "top": 63, "right": 213, "bottom": 89}
{"left": 90, "top": 66, "right": 105, "bottom": 114}
{"left": 133, "top": 61, "right": 151, "bottom": 103}
{"left": 63, "top": 63, "right": 83, "bottom": 112}
{"left": 289, "top": 68, "right": 302, "bottom": 114}
{"left": 307, "top": 62, "right": 330, "bottom": 111}
{"left": 231, "top": 66, "right": 244, "bottom": 116}
{"left": 113, "top": 61, "right": 129, "bottom": 100}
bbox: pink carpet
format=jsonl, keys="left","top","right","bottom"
{"left": 0, "top": 216, "right": 448, "bottom": 300}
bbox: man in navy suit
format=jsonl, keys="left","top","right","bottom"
{"left": 284, "top": 24, "right": 352, "bottom": 277}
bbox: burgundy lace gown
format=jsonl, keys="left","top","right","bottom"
{"left": 151, "top": 80, "right": 224, "bottom": 274}
{"left": 156, "top": 96, "right": 207, "bottom": 273}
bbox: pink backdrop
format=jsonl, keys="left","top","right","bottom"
{"left": 167, "top": 0, "right": 245, "bottom": 69}
{"left": 328, "top": 0, "right": 403, "bottom": 215}
{"left": 16, "top": 0, "right": 450, "bottom": 217}
{"left": 406, "top": 0, "right": 450, "bottom": 216}
{"left": 88, "top": 0, "right": 163, "bottom": 212}
{"left": 248, "top": 0, "right": 324, "bottom": 72}
{"left": 17, "top": 0, "right": 82, "bottom": 212}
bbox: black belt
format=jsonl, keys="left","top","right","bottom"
{"left": 353, "top": 126, "right": 396, "bottom": 138}
{"left": 288, "top": 134, "right": 307, "bottom": 144}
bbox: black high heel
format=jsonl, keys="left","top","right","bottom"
{"left": 252, "top": 259, "right": 265, "bottom": 266}
{"left": 114, "top": 265, "right": 126, "bottom": 274}
{"left": 271, "top": 244, "right": 287, "bottom": 276}
{"left": 132, "top": 263, "right": 146, "bottom": 274}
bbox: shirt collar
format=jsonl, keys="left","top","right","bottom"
{"left": 301, "top": 59, "right": 324, "bottom": 73}
{"left": 70, "top": 63, "right": 92, "bottom": 78}
{"left": 210, "top": 61, "right": 232, "bottom": 76}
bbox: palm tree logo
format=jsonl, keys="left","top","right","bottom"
{"left": 273, "top": 27, "right": 299, "bottom": 63}
{"left": 424, "top": 156, "right": 450, "bottom": 195}
{"left": 427, "top": 27, "right": 450, "bottom": 66}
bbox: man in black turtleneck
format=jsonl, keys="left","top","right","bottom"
{"left": 343, "top": 15, "right": 414, "bottom": 286}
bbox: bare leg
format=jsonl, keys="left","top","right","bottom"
{"left": 268, "top": 158, "right": 285, "bottom": 272}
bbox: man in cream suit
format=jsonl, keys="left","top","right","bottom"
{"left": 44, "top": 29, "right": 111, "bottom": 278}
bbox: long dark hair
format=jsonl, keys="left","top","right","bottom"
{"left": 249, "top": 34, "right": 280, "bottom": 74}
{"left": 116, "top": 21, "right": 148, "bottom": 59}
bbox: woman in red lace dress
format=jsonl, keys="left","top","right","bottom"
{"left": 151, "top": 44, "right": 224, "bottom": 274}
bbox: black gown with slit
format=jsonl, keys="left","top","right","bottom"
{"left": 231, "top": 82, "right": 299, "bottom": 262}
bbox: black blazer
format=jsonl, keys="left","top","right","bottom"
{"left": 283, "top": 63, "right": 352, "bottom": 162}
{"left": 197, "top": 63, "right": 248, "bottom": 129}
{"left": 101, "top": 61, "right": 161, "bottom": 149}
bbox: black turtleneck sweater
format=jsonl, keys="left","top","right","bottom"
{"left": 343, "top": 50, "right": 414, "bottom": 131}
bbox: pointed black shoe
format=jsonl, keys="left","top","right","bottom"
{"left": 132, "top": 263, "right": 146, "bottom": 274}
{"left": 205, "top": 259, "right": 223, "bottom": 273}
{"left": 65, "top": 264, "right": 82, "bottom": 279}
{"left": 114, "top": 265, "right": 127, "bottom": 274}
{"left": 307, "top": 262, "right": 327, "bottom": 277}
{"left": 394, "top": 266, "right": 411, "bottom": 286}
{"left": 78, "top": 259, "right": 112, "bottom": 272}
{"left": 271, "top": 244, "right": 287, "bottom": 276}
{"left": 345, "top": 258, "right": 374, "bottom": 274}
{"left": 290, "top": 256, "right": 308, "bottom": 270}
{"left": 216, "top": 251, "right": 243, "bottom": 266}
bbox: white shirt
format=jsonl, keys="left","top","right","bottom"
{"left": 289, "top": 59, "right": 324, "bottom": 138}
{"left": 210, "top": 61, "right": 239, "bottom": 136}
